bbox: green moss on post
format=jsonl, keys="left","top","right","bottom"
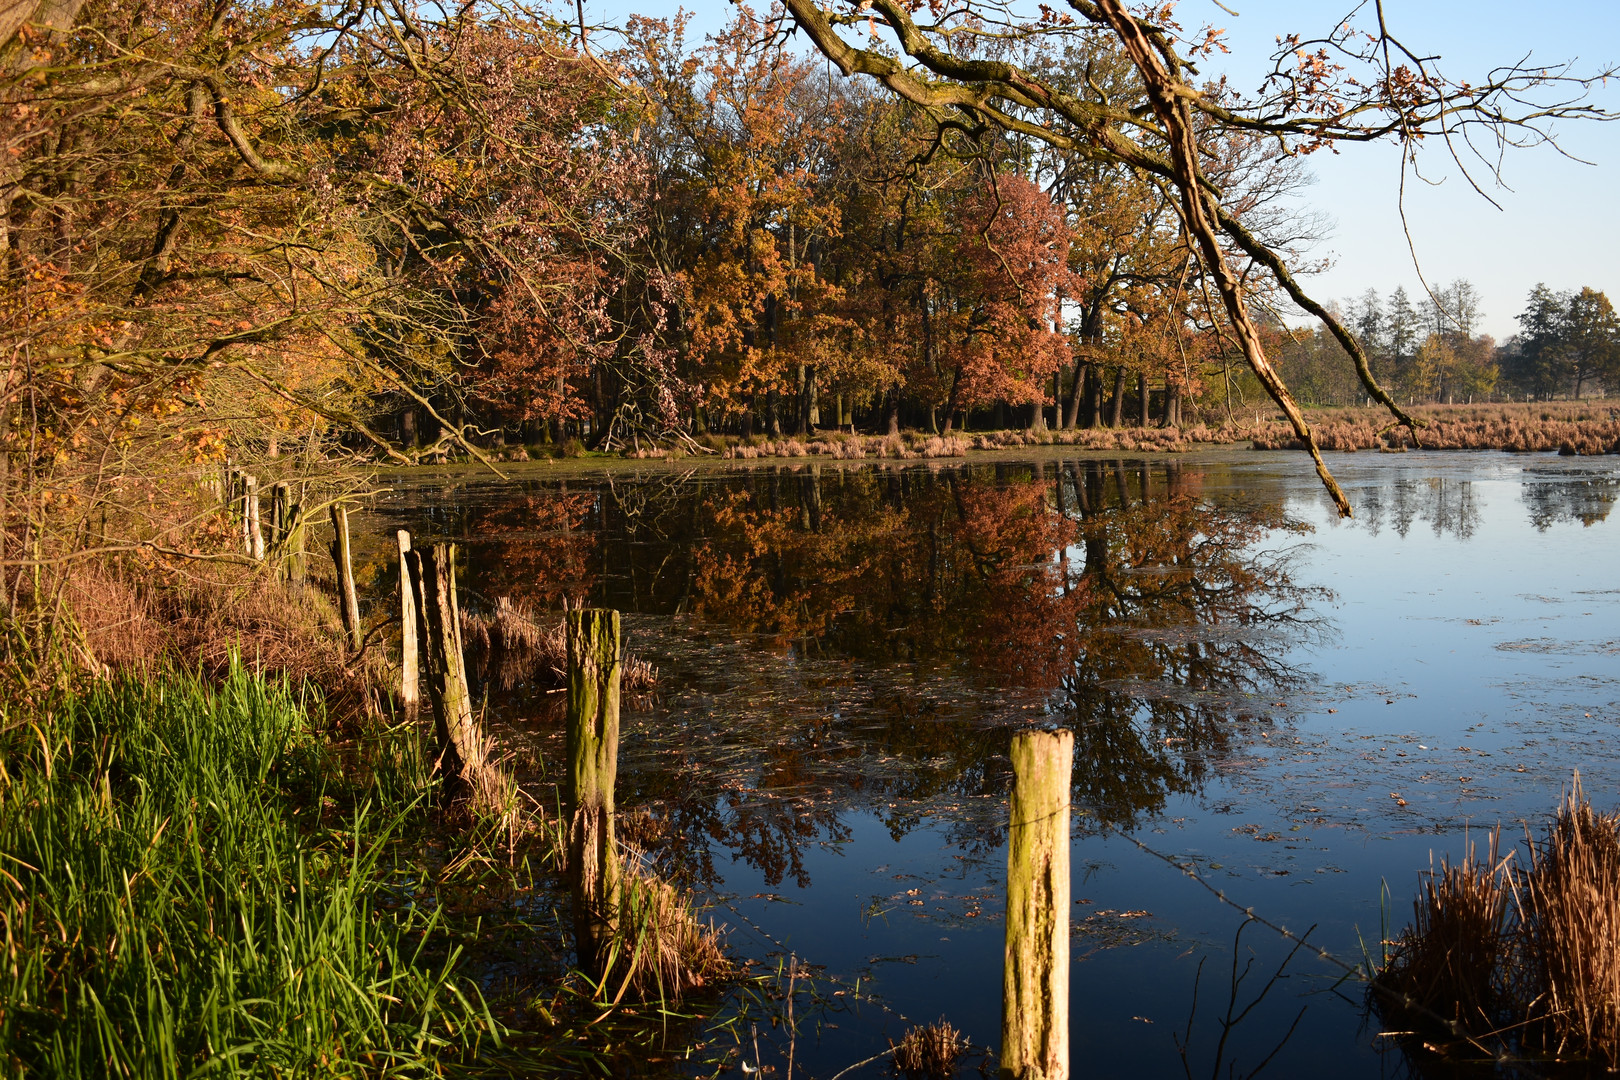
{"left": 1002, "top": 728, "right": 1072, "bottom": 1080}
{"left": 566, "top": 608, "right": 622, "bottom": 977}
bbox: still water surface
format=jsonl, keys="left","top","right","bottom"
{"left": 369, "top": 449, "right": 1620, "bottom": 1078}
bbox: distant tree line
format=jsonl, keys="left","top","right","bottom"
{"left": 1263, "top": 280, "right": 1618, "bottom": 407}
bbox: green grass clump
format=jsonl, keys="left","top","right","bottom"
{"left": 0, "top": 662, "right": 499, "bottom": 1077}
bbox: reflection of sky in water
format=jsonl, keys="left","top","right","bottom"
{"left": 367, "top": 450, "right": 1620, "bottom": 1078}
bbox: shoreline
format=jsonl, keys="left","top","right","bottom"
{"left": 382, "top": 401, "right": 1620, "bottom": 476}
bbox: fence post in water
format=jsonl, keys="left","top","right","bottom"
{"left": 328, "top": 502, "right": 363, "bottom": 650}
{"left": 1002, "top": 728, "right": 1072, "bottom": 1080}
{"left": 405, "top": 543, "right": 491, "bottom": 800}
{"left": 566, "top": 608, "right": 622, "bottom": 977}
{"left": 397, "top": 529, "right": 419, "bottom": 717}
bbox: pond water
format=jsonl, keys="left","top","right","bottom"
{"left": 365, "top": 448, "right": 1620, "bottom": 1078}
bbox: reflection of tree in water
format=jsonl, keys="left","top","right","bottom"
{"left": 1520, "top": 470, "right": 1620, "bottom": 530}
{"left": 1058, "top": 460, "right": 1327, "bottom": 826}
{"left": 595, "top": 460, "right": 1327, "bottom": 883}
{"left": 1351, "top": 475, "right": 1481, "bottom": 540}
{"left": 376, "top": 461, "right": 1327, "bottom": 885}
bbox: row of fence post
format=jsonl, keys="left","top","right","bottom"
{"left": 391, "top": 530, "right": 623, "bottom": 972}
{"left": 381, "top": 522, "right": 1067, "bottom": 1077}
{"left": 211, "top": 465, "right": 309, "bottom": 583}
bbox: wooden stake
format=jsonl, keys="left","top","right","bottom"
{"left": 1002, "top": 728, "right": 1072, "bottom": 1080}
{"left": 245, "top": 475, "right": 265, "bottom": 561}
{"left": 328, "top": 502, "right": 362, "bottom": 650}
{"left": 397, "top": 529, "right": 419, "bottom": 717}
{"left": 267, "top": 482, "right": 289, "bottom": 550}
{"left": 406, "top": 543, "right": 490, "bottom": 799}
{"left": 282, "top": 496, "right": 306, "bottom": 584}
{"left": 566, "top": 608, "right": 622, "bottom": 976}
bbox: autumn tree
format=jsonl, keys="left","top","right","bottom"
{"left": 778, "top": 0, "right": 1615, "bottom": 513}
{"left": 626, "top": 7, "right": 848, "bottom": 438}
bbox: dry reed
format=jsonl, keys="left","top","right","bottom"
{"left": 1376, "top": 774, "right": 1620, "bottom": 1067}
{"left": 461, "top": 595, "right": 658, "bottom": 692}
{"left": 892, "top": 1018, "right": 968, "bottom": 1078}
{"left": 595, "top": 854, "right": 732, "bottom": 1005}
{"left": 1375, "top": 830, "right": 1513, "bottom": 1034}
{"left": 1521, "top": 777, "right": 1620, "bottom": 1065}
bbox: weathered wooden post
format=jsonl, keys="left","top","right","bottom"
{"left": 397, "top": 529, "right": 419, "bottom": 717}
{"left": 566, "top": 608, "right": 622, "bottom": 977}
{"left": 280, "top": 496, "right": 306, "bottom": 584}
{"left": 245, "top": 475, "right": 265, "bottom": 561}
{"left": 267, "top": 482, "right": 289, "bottom": 550}
{"left": 406, "top": 543, "right": 492, "bottom": 801}
{"left": 328, "top": 502, "right": 362, "bottom": 650}
{"left": 1002, "top": 728, "right": 1072, "bottom": 1080}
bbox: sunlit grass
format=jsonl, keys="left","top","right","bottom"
{"left": 0, "top": 662, "right": 501, "bottom": 1077}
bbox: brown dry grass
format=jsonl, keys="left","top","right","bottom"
{"left": 596, "top": 854, "right": 732, "bottom": 1005}
{"left": 893, "top": 1018, "right": 968, "bottom": 1078}
{"left": 693, "top": 402, "right": 1620, "bottom": 462}
{"left": 1251, "top": 401, "right": 1620, "bottom": 455}
{"left": 41, "top": 558, "right": 379, "bottom": 721}
{"left": 1377, "top": 775, "right": 1620, "bottom": 1067}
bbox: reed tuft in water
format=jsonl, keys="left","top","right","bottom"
{"left": 892, "top": 1018, "right": 967, "bottom": 1078}
{"left": 1375, "top": 774, "right": 1620, "bottom": 1068}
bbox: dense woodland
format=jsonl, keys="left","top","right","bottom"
{"left": 0, "top": 0, "right": 1610, "bottom": 674}
{"left": 5, "top": 0, "right": 1614, "bottom": 484}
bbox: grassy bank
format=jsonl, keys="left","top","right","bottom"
{"left": 453, "top": 401, "right": 1620, "bottom": 466}
{"left": 1251, "top": 400, "right": 1620, "bottom": 454}
{"left": 0, "top": 663, "right": 499, "bottom": 1077}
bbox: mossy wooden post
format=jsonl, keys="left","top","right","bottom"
{"left": 328, "top": 502, "right": 362, "bottom": 650}
{"left": 280, "top": 497, "right": 306, "bottom": 584}
{"left": 566, "top": 608, "right": 622, "bottom": 977}
{"left": 406, "top": 543, "right": 488, "bottom": 798}
{"left": 396, "top": 530, "right": 419, "bottom": 717}
{"left": 1001, "top": 728, "right": 1072, "bottom": 1080}
{"left": 267, "top": 482, "right": 289, "bottom": 550}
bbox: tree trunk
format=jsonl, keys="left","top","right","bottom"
{"left": 1108, "top": 368, "right": 1126, "bottom": 427}
{"left": 566, "top": 608, "right": 623, "bottom": 978}
{"left": 1136, "top": 373, "right": 1149, "bottom": 428}
{"left": 1165, "top": 384, "right": 1181, "bottom": 428}
{"left": 1002, "top": 728, "right": 1072, "bottom": 1080}
{"left": 328, "top": 503, "right": 362, "bottom": 650}
{"left": 1083, "top": 365, "right": 1102, "bottom": 428}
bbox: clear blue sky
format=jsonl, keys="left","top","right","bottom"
{"left": 1208, "top": 0, "right": 1620, "bottom": 340}
{"left": 583, "top": 0, "right": 1620, "bottom": 340}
